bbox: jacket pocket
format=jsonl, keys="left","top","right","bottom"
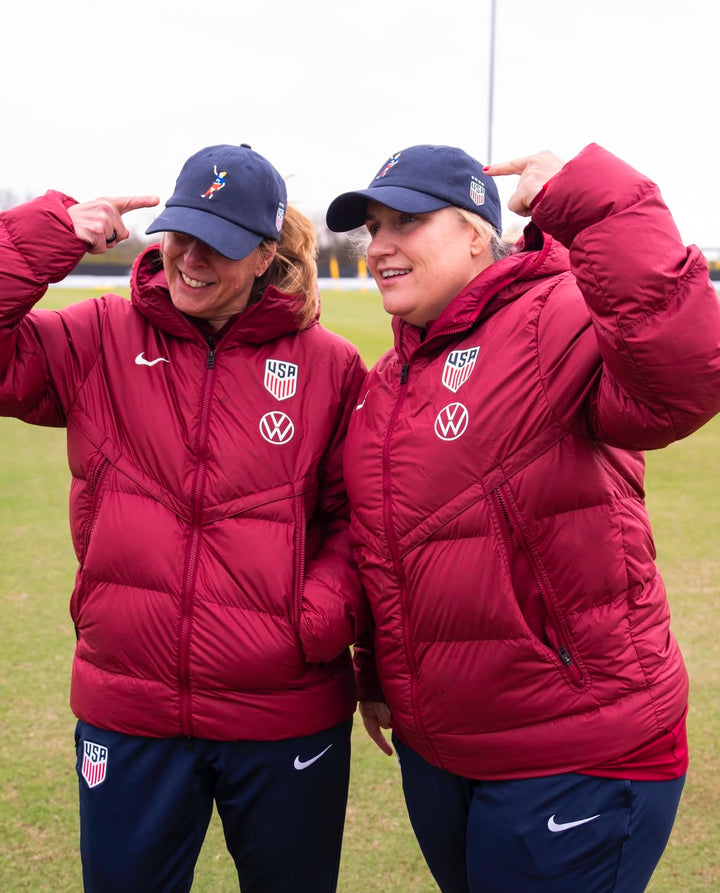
{"left": 492, "top": 484, "right": 585, "bottom": 687}
{"left": 291, "top": 493, "right": 307, "bottom": 632}
{"left": 70, "top": 455, "right": 110, "bottom": 624}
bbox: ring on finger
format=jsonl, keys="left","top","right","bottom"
{"left": 105, "top": 229, "right": 118, "bottom": 245}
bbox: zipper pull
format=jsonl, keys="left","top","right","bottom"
{"left": 400, "top": 363, "right": 409, "bottom": 384}
{"left": 207, "top": 337, "right": 216, "bottom": 369}
{"left": 558, "top": 646, "right": 573, "bottom": 666}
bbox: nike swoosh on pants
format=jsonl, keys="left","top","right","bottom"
{"left": 293, "top": 744, "right": 333, "bottom": 770}
{"left": 547, "top": 813, "right": 601, "bottom": 832}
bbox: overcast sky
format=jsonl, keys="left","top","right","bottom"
{"left": 2, "top": 0, "right": 718, "bottom": 248}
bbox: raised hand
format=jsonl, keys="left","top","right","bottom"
{"left": 484, "top": 151, "right": 565, "bottom": 217}
{"left": 67, "top": 195, "right": 160, "bottom": 254}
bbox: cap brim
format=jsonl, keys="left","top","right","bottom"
{"left": 325, "top": 186, "right": 450, "bottom": 232}
{"left": 145, "top": 206, "right": 263, "bottom": 260}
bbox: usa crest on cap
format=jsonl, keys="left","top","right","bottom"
{"left": 469, "top": 176, "right": 486, "bottom": 207}
{"left": 275, "top": 202, "right": 286, "bottom": 233}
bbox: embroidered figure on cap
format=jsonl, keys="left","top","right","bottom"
{"left": 375, "top": 152, "right": 402, "bottom": 179}
{"left": 201, "top": 165, "right": 227, "bottom": 199}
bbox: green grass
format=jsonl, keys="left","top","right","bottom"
{"left": 1, "top": 285, "right": 719, "bottom": 891}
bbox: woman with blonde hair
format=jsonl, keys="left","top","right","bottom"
{"left": 327, "top": 142, "right": 720, "bottom": 893}
{"left": 0, "top": 143, "right": 366, "bottom": 893}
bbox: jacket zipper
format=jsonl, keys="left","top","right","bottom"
{"left": 493, "top": 485, "right": 585, "bottom": 685}
{"left": 293, "top": 495, "right": 306, "bottom": 628}
{"left": 382, "top": 354, "right": 441, "bottom": 764}
{"left": 178, "top": 339, "right": 217, "bottom": 735}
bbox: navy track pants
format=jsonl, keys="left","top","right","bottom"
{"left": 394, "top": 735, "right": 684, "bottom": 893}
{"left": 75, "top": 719, "right": 351, "bottom": 893}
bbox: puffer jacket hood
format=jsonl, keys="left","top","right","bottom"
{"left": 391, "top": 223, "right": 569, "bottom": 359}
{"left": 131, "top": 244, "right": 310, "bottom": 345}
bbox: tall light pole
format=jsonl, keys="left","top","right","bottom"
{"left": 487, "top": 0, "right": 497, "bottom": 164}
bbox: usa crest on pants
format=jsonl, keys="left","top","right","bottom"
{"left": 81, "top": 740, "right": 108, "bottom": 788}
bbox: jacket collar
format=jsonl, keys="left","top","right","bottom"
{"left": 130, "top": 244, "right": 308, "bottom": 346}
{"left": 393, "top": 224, "right": 569, "bottom": 357}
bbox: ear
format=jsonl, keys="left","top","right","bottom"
{"left": 468, "top": 223, "right": 491, "bottom": 258}
{"left": 255, "top": 242, "right": 277, "bottom": 277}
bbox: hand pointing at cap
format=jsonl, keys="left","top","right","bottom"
{"left": 68, "top": 195, "right": 160, "bottom": 254}
{"left": 484, "top": 151, "right": 565, "bottom": 217}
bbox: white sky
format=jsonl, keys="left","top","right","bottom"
{"left": 2, "top": 0, "right": 719, "bottom": 248}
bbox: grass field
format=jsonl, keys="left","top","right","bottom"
{"left": 1, "top": 285, "right": 719, "bottom": 892}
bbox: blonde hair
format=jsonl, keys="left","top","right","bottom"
{"left": 251, "top": 204, "right": 319, "bottom": 328}
{"left": 454, "top": 208, "right": 516, "bottom": 262}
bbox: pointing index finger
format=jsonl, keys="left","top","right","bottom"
{"left": 483, "top": 157, "right": 533, "bottom": 177}
{"left": 110, "top": 195, "right": 161, "bottom": 216}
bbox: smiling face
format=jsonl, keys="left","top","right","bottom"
{"left": 365, "top": 202, "right": 492, "bottom": 328}
{"left": 161, "top": 232, "right": 276, "bottom": 330}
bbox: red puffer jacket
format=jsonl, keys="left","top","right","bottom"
{"left": 0, "top": 191, "right": 366, "bottom": 741}
{"left": 345, "top": 144, "right": 720, "bottom": 779}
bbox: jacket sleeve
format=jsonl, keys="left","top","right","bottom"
{"left": 352, "top": 632, "right": 386, "bottom": 702}
{"left": 0, "top": 191, "right": 96, "bottom": 425}
{"left": 532, "top": 143, "right": 720, "bottom": 450}
{"left": 299, "top": 349, "right": 372, "bottom": 663}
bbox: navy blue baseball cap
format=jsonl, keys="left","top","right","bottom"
{"left": 146, "top": 144, "right": 287, "bottom": 260}
{"left": 326, "top": 144, "right": 501, "bottom": 235}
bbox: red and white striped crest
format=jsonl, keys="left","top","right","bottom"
{"left": 264, "top": 359, "right": 298, "bottom": 401}
{"left": 441, "top": 347, "right": 480, "bottom": 393}
{"left": 470, "top": 176, "right": 486, "bottom": 207}
{"left": 81, "top": 740, "right": 108, "bottom": 788}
